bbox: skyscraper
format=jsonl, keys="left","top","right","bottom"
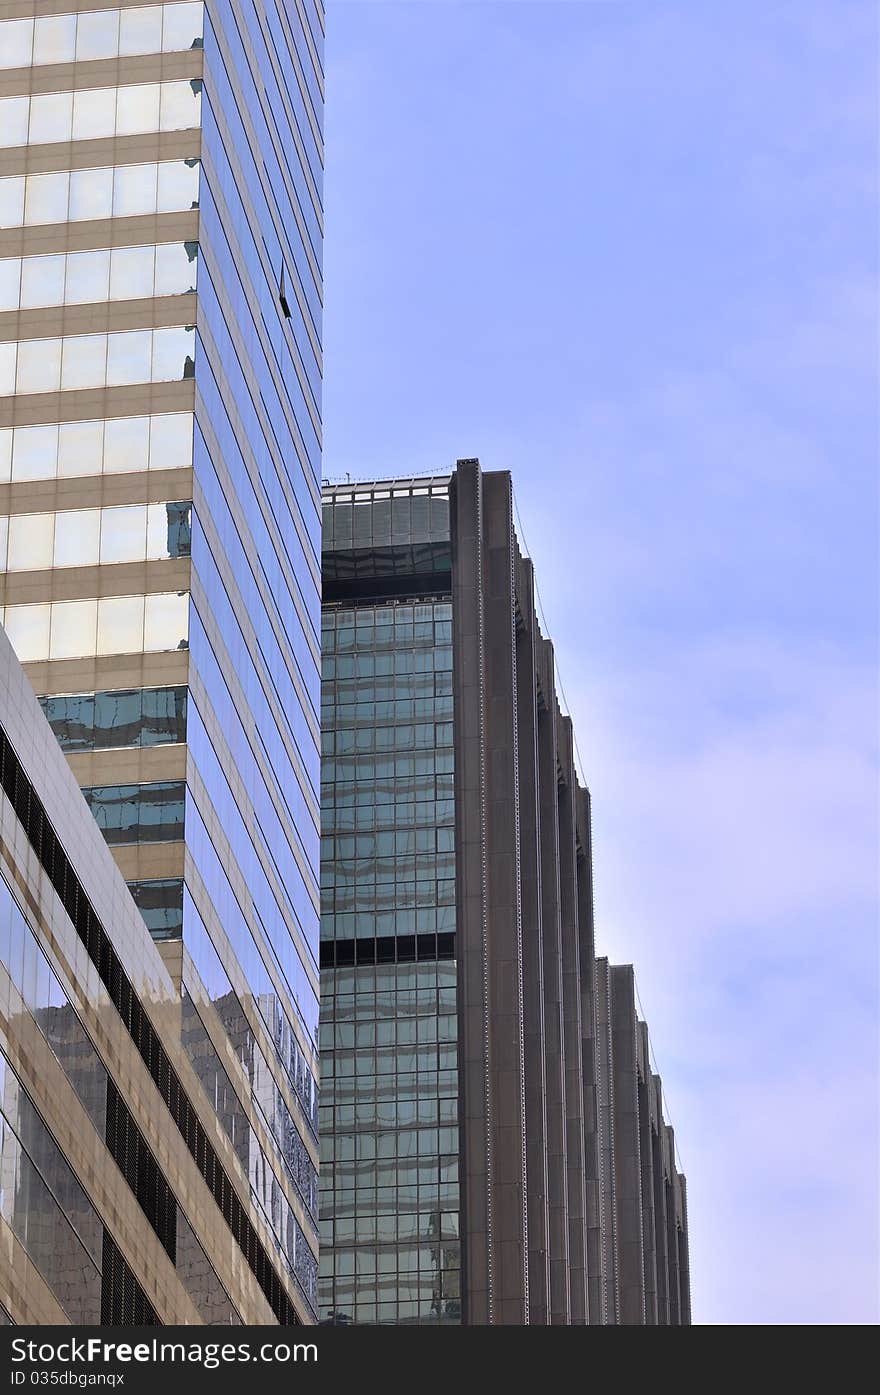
{"left": 318, "top": 459, "right": 690, "bottom": 1325}
{"left": 0, "top": 0, "right": 323, "bottom": 1324}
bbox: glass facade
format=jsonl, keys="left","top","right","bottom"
{"left": 319, "top": 481, "right": 461, "bottom": 1325}
{"left": 0, "top": 0, "right": 323, "bottom": 1325}
{"left": 0, "top": 864, "right": 240, "bottom": 1323}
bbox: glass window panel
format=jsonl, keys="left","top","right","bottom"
{"left": 0, "top": 517, "right": 7, "bottom": 567}
{"left": 50, "top": 599, "right": 97, "bottom": 660}
{"left": 105, "top": 416, "right": 149, "bottom": 474}
{"left": 29, "top": 92, "right": 73, "bottom": 144}
{"left": 144, "top": 591, "right": 189, "bottom": 651}
{"left": 54, "top": 509, "right": 100, "bottom": 568}
{"left": 113, "top": 162, "right": 157, "bottom": 217}
{"left": 100, "top": 504, "right": 147, "bottom": 564}
{"left": 40, "top": 692, "right": 94, "bottom": 754}
{"left": 163, "top": 4, "right": 204, "bottom": 52}
{"left": 0, "top": 344, "right": 15, "bottom": 397}
{"left": 0, "top": 98, "right": 30, "bottom": 146}
{"left": 3, "top": 604, "right": 50, "bottom": 663}
{"left": 20, "top": 254, "right": 65, "bottom": 308}
{"left": 119, "top": 7, "right": 163, "bottom": 55}
{"left": 106, "top": 329, "right": 151, "bottom": 386}
{"left": 0, "top": 19, "right": 34, "bottom": 68}
{"left": 96, "top": 595, "right": 144, "bottom": 655}
{"left": 157, "top": 159, "right": 199, "bottom": 212}
{"left": 145, "top": 502, "right": 191, "bottom": 560}
{"left": 141, "top": 686, "right": 187, "bottom": 744}
{"left": 94, "top": 688, "right": 141, "bottom": 746}
{"left": 154, "top": 241, "right": 197, "bottom": 296}
{"left": 76, "top": 11, "right": 120, "bottom": 62}
{"left": 11, "top": 424, "right": 58, "bottom": 481}
{"left": 162, "top": 502, "right": 191, "bottom": 558}
{"left": 0, "top": 177, "right": 25, "bottom": 229}
{"left": 146, "top": 503, "right": 170, "bottom": 560}
{"left": 116, "top": 84, "right": 160, "bottom": 137}
{"left": 7, "top": 514, "right": 53, "bottom": 571}
{"left": 0, "top": 260, "right": 21, "bottom": 313}
{"left": 88, "top": 784, "right": 140, "bottom": 839}
{"left": 58, "top": 420, "right": 103, "bottom": 478}
{"left": 149, "top": 412, "right": 192, "bottom": 468}
{"left": 16, "top": 339, "right": 61, "bottom": 394}
{"left": 159, "top": 80, "right": 200, "bottom": 131}
{"left": 32, "top": 16, "right": 76, "bottom": 66}
{"left": 68, "top": 167, "right": 112, "bottom": 222}
{"left": 64, "top": 249, "right": 110, "bottom": 305}
{"left": 61, "top": 334, "right": 106, "bottom": 390}
{"left": 104, "top": 412, "right": 149, "bottom": 474}
{"left": 0, "top": 431, "right": 10, "bottom": 485}
{"left": 152, "top": 325, "right": 195, "bottom": 382}
{"left": 72, "top": 87, "right": 117, "bottom": 142}
{"left": 24, "top": 171, "right": 68, "bottom": 225}
{"left": 109, "top": 245, "right": 154, "bottom": 300}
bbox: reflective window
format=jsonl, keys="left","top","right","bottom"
{"left": 53, "top": 508, "right": 101, "bottom": 568}
{"left": 72, "top": 86, "right": 116, "bottom": 141}
{"left": 100, "top": 504, "right": 146, "bottom": 564}
{"left": 1, "top": 592, "right": 189, "bottom": 662}
{"left": 27, "top": 91, "right": 73, "bottom": 144}
{"left": 61, "top": 333, "right": 107, "bottom": 390}
{"left": 50, "top": 599, "right": 98, "bottom": 660}
{"left": 40, "top": 684, "right": 186, "bottom": 751}
{"left": 0, "top": 1055, "right": 101, "bottom": 1324}
{"left": 76, "top": 10, "right": 121, "bottom": 63}
{"left": 1, "top": 603, "right": 50, "bottom": 663}
{"left": 109, "top": 244, "right": 154, "bottom": 299}
{"left": 15, "top": 338, "right": 62, "bottom": 394}
{"left": 128, "top": 877, "right": 184, "bottom": 939}
{"left": 0, "top": 18, "right": 33, "bottom": 68}
{"left": 0, "top": 81, "right": 201, "bottom": 147}
{"left": 33, "top": 15, "right": 77, "bottom": 66}
{"left": 84, "top": 780, "right": 185, "bottom": 844}
{"left": 4, "top": 327, "right": 196, "bottom": 396}
{"left": 0, "top": 413, "right": 192, "bottom": 484}
{"left": 96, "top": 595, "right": 144, "bottom": 655}
{"left": 64, "top": 248, "right": 111, "bottom": 304}
{"left": 0, "top": 160, "right": 199, "bottom": 229}
{"left": 1, "top": 241, "right": 197, "bottom": 309}
{"left": 0, "top": 5, "right": 204, "bottom": 68}
{"left": 68, "top": 166, "right": 113, "bottom": 222}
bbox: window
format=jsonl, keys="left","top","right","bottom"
{"left": 0, "top": 161, "right": 199, "bottom": 229}
{"left": 0, "top": 592, "right": 189, "bottom": 663}
{"left": 0, "top": 414, "right": 193, "bottom": 484}
{"left": 0, "top": 5, "right": 205, "bottom": 69}
{"left": 2, "top": 327, "right": 196, "bottom": 396}
{"left": 0, "top": 81, "right": 201, "bottom": 148}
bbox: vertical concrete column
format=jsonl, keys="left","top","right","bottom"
{"left": 536, "top": 638, "right": 570, "bottom": 1324}
{"left": 651, "top": 1075, "right": 670, "bottom": 1324}
{"left": 678, "top": 1175, "right": 692, "bottom": 1325}
{"left": 451, "top": 462, "right": 528, "bottom": 1325}
{"left": 594, "top": 956, "right": 619, "bottom": 1322}
{"left": 636, "top": 1024, "right": 659, "bottom": 1325}
{"left": 610, "top": 965, "right": 647, "bottom": 1324}
{"left": 556, "top": 718, "right": 589, "bottom": 1324}
{"left": 514, "top": 555, "right": 551, "bottom": 1324}
{"left": 664, "top": 1126, "right": 682, "bottom": 1326}
{"left": 576, "top": 787, "right": 605, "bottom": 1324}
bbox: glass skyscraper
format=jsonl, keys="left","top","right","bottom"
{"left": 318, "top": 462, "right": 691, "bottom": 1326}
{"left": 319, "top": 479, "right": 461, "bottom": 1324}
{"left": 0, "top": 0, "right": 323, "bottom": 1324}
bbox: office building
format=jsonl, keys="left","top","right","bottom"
{"left": 0, "top": 621, "right": 312, "bottom": 1323}
{"left": 0, "top": 0, "right": 323, "bottom": 1323}
{"left": 318, "top": 459, "right": 690, "bottom": 1325}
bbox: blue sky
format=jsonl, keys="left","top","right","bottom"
{"left": 321, "top": 0, "right": 879, "bottom": 1324}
